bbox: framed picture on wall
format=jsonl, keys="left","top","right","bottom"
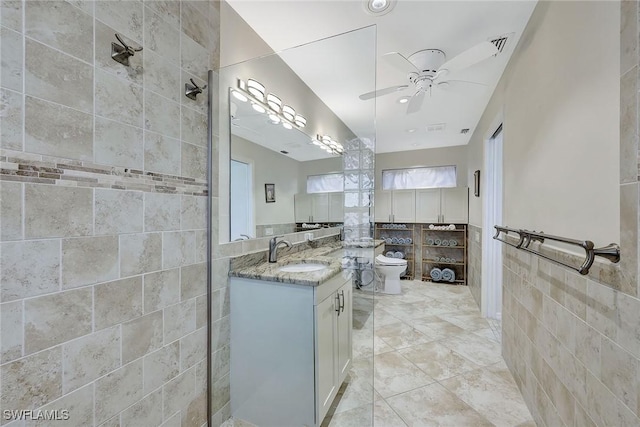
{"left": 265, "top": 183, "right": 276, "bottom": 203}
{"left": 474, "top": 170, "right": 480, "bottom": 197}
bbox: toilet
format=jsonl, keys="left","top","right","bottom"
{"left": 375, "top": 254, "right": 408, "bottom": 294}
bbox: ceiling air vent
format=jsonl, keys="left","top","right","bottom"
{"left": 426, "top": 123, "right": 446, "bottom": 132}
{"left": 460, "top": 128, "right": 470, "bottom": 134}
{"left": 489, "top": 33, "right": 513, "bottom": 53}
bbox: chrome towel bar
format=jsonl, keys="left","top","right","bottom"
{"left": 493, "top": 226, "right": 620, "bottom": 275}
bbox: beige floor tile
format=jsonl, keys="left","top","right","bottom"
{"left": 323, "top": 399, "right": 408, "bottom": 427}
{"left": 373, "top": 351, "right": 436, "bottom": 398}
{"left": 330, "top": 371, "right": 376, "bottom": 415}
{"left": 409, "top": 317, "right": 467, "bottom": 339}
{"left": 376, "top": 321, "right": 438, "bottom": 350}
{"left": 386, "top": 382, "right": 493, "bottom": 427}
{"left": 440, "top": 364, "right": 534, "bottom": 427}
{"left": 398, "top": 341, "right": 481, "bottom": 381}
{"left": 439, "top": 332, "right": 504, "bottom": 366}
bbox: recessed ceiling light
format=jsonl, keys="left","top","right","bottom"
{"left": 364, "top": 0, "right": 395, "bottom": 15}
{"left": 405, "top": 128, "right": 417, "bottom": 133}
{"left": 412, "top": 143, "right": 419, "bottom": 147}
{"left": 397, "top": 96, "right": 410, "bottom": 104}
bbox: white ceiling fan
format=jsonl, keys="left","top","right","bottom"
{"left": 360, "top": 41, "right": 499, "bottom": 114}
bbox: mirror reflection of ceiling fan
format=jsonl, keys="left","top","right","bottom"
{"left": 360, "top": 41, "right": 499, "bottom": 114}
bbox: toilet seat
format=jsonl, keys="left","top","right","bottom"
{"left": 376, "top": 254, "right": 408, "bottom": 266}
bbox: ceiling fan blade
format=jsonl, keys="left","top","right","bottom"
{"left": 359, "top": 85, "right": 409, "bottom": 100}
{"left": 437, "top": 41, "right": 498, "bottom": 73}
{"left": 406, "top": 91, "right": 425, "bottom": 114}
{"left": 382, "top": 52, "right": 418, "bottom": 73}
{"left": 439, "top": 79, "right": 488, "bottom": 87}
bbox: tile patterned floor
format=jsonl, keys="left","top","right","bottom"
{"left": 224, "top": 281, "right": 533, "bottom": 427}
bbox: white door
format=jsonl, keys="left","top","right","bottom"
{"left": 441, "top": 187, "right": 469, "bottom": 224}
{"left": 230, "top": 160, "right": 253, "bottom": 241}
{"left": 328, "top": 192, "right": 344, "bottom": 222}
{"left": 311, "top": 193, "right": 329, "bottom": 222}
{"left": 315, "top": 294, "right": 337, "bottom": 421}
{"left": 392, "top": 190, "right": 416, "bottom": 223}
{"left": 415, "top": 189, "right": 441, "bottom": 223}
{"left": 374, "top": 190, "right": 392, "bottom": 223}
{"left": 336, "top": 283, "right": 352, "bottom": 381}
{"left": 482, "top": 125, "right": 504, "bottom": 319}
{"left": 294, "top": 194, "right": 312, "bottom": 223}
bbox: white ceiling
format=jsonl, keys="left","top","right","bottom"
{"left": 226, "top": 0, "right": 537, "bottom": 154}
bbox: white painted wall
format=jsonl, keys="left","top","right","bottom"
{"left": 467, "top": 1, "right": 620, "bottom": 245}
{"left": 231, "top": 135, "right": 300, "bottom": 226}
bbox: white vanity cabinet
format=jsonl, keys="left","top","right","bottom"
{"left": 374, "top": 189, "right": 416, "bottom": 223}
{"left": 230, "top": 272, "right": 353, "bottom": 427}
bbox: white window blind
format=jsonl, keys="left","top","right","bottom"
{"left": 307, "top": 173, "right": 344, "bottom": 193}
{"left": 382, "top": 166, "right": 456, "bottom": 190}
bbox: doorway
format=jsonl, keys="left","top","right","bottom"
{"left": 230, "top": 159, "right": 254, "bottom": 240}
{"left": 481, "top": 124, "right": 503, "bottom": 319}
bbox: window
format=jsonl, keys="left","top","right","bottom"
{"left": 306, "top": 173, "right": 344, "bottom": 193}
{"left": 382, "top": 166, "right": 456, "bottom": 190}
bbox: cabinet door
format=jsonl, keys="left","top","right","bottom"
{"left": 374, "top": 190, "right": 392, "bottom": 223}
{"left": 315, "top": 293, "right": 338, "bottom": 420}
{"left": 311, "top": 193, "right": 329, "bottom": 222}
{"left": 294, "top": 194, "right": 312, "bottom": 223}
{"left": 336, "top": 283, "right": 352, "bottom": 382}
{"left": 415, "top": 189, "right": 441, "bottom": 223}
{"left": 328, "top": 192, "right": 344, "bottom": 223}
{"left": 392, "top": 190, "right": 416, "bottom": 223}
{"left": 441, "top": 187, "right": 469, "bottom": 224}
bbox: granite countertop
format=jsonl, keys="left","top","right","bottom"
{"left": 229, "top": 240, "right": 384, "bottom": 286}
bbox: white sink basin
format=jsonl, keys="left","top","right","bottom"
{"left": 278, "top": 263, "right": 328, "bottom": 273}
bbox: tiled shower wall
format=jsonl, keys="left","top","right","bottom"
{"left": 0, "top": 1, "right": 219, "bottom": 426}
{"left": 467, "top": 224, "right": 482, "bottom": 308}
{"left": 502, "top": 2, "right": 640, "bottom": 426}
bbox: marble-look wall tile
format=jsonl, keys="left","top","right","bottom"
{"left": 27, "top": 383, "right": 94, "bottom": 427}
{"left": 120, "top": 232, "right": 162, "bottom": 276}
{"left": 24, "top": 287, "right": 93, "bottom": 355}
{"left": 25, "top": 0, "right": 94, "bottom": 63}
{"left": 600, "top": 337, "right": 638, "bottom": 410}
{"left": 144, "top": 5, "right": 180, "bottom": 64}
{"left": 181, "top": 142, "right": 207, "bottom": 181}
{"left": 95, "top": 70, "right": 143, "bottom": 128}
{"left": 25, "top": 39, "right": 93, "bottom": 113}
{"left": 120, "top": 388, "right": 163, "bottom": 427}
{"left": 163, "top": 300, "right": 196, "bottom": 344}
{"left": 211, "top": 315, "right": 230, "bottom": 354}
{"left": 95, "top": 189, "right": 144, "bottom": 235}
{"left": 180, "top": 262, "right": 206, "bottom": 300}
{"left": 1, "top": 26, "right": 23, "bottom": 92}
{"left": 0, "top": 239, "right": 60, "bottom": 301}
{"left": 180, "top": 35, "right": 209, "bottom": 82}
{"left": 25, "top": 184, "right": 93, "bottom": 238}
{"left": 25, "top": 96, "right": 93, "bottom": 161}
{"left": 195, "top": 294, "right": 207, "bottom": 328}
{"left": 144, "top": 90, "right": 180, "bottom": 139}
{"left": 62, "top": 236, "right": 119, "bottom": 289}
{"left": 620, "top": 0, "right": 639, "bottom": 75}
{"left": 181, "top": 2, "right": 210, "bottom": 49}
{"left": 144, "top": 50, "right": 180, "bottom": 102}
{"left": 0, "top": 181, "right": 22, "bottom": 241}
{"left": 162, "top": 368, "right": 195, "bottom": 419}
{"left": 144, "top": 193, "right": 181, "bottom": 232}
{"left": 180, "top": 327, "right": 206, "bottom": 370}
{"left": 143, "top": 342, "right": 180, "bottom": 394}
{"left": 211, "top": 373, "right": 230, "bottom": 415}
{"left": 163, "top": 231, "right": 196, "bottom": 269}
{"left": 0, "top": 88, "right": 23, "bottom": 150}
{"left": 62, "top": 326, "right": 120, "bottom": 393}
{"left": 95, "top": 117, "right": 144, "bottom": 170}
{"left": 95, "top": 0, "right": 143, "bottom": 44}
{"left": 181, "top": 195, "right": 206, "bottom": 230}
{"left": 0, "top": 347, "right": 62, "bottom": 414}
{"left": 620, "top": 68, "right": 639, "bottom": 184}
{"left": 180, "top": 106, "right": 207, "bottom": 147}
{"left": 0, "top": 300, "right": 23, "bottom": 363}
{"left": 144, "top": 0, "right": 180, "bottom": 28}
{"left": 616, "top": 292, "right": 640, "bottom": 358}
{"left": 122, "top": 311, "right": 163, "bottom": 363}
{"left": 144, "top": 131, "right": 181, "bottom": 176}
{"left": 94, "top": 20, "right": 143, "bottom": 85}
{"left": 94, "top": 276, "right": 143, "bottom": 330}
{"left": 195, "top": 230, "right": 207, "bottom": 263}
{"left": 143, "top": 268, "right": 180, "bottom": 312}
{"left": 95, "top": 360, "right": 144, "bottom": 425}
{"left": 1, "top": 0, "right": 22, "bottom": 32}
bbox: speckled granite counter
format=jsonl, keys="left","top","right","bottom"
{"left": 229, "top": 240, "right": 384, "bottom": 286}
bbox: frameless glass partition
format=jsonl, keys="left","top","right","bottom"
{"left": 216, "top": 26, "right": 376, "bottom": 426}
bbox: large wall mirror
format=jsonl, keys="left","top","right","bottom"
{"left": 218, "top": 26, "right": 376, "bottom": 244}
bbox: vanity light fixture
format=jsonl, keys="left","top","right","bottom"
{"left": 231, "top": 90, "right": 248, "bottom": 102}
{"left": 282, "top": 122, "right": 293, "bottom": 130}
{"left": 268, "top": 113, "right": 281, "bottom": 124}
{"left": 315, "top": 134, "right": 344, "bottom": 155}
{"left": 247, "top": 79, "right": 265, "bottom": 101}
{"left": 252, "top": 102, "right": 266, "bottom": 114}
{"left": 266, "top": 93, "right": 282, "bottom": 112}
{"left": 282, "top": 105, "right": 295, "bottom": 121}
{"left": 294, "top": 115, "right": 306, "bottom": 128}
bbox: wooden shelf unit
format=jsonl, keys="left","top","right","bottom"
{"left": 421, "top": 224, "right": 467, "bottom": 285}
{"left": 375, "top": 223, "right": 415, "bottom": 280}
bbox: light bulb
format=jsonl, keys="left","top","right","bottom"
{"left": 294, "top": 115, "right": 306, "bottom": 128}
{"left": 266, "top": 93, "right": 282, "bottom": 112}
{"left": 268, "top": 114, "right": 280, "bottom": 124}
{"left": 231, "top": 90, "right": 248, "bottom": 102}
{"left": 247, "top": 79, "right": 265, "bottom": 101}
{"left": 251, "top": 103, "right": 266, "bottom": 113}
{"left": 282, "top": 105, "right": 295, "bottom": 121}
{"left": 282, "top": 122, "right": 293, "bottom": 130}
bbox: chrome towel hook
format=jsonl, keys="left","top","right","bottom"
{"left": 111, "top": 33, "right": 142, "bottom": 66}
{"left": 185, "top": 78, "right": 207, "bottom": 100}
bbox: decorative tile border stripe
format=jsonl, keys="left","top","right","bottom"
{"left": 0, "top": 153, "right": 208, "bottom": 196}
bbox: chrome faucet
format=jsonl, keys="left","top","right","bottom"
{"left": 269, "top": 236, "right": 292, "bottom": 263}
